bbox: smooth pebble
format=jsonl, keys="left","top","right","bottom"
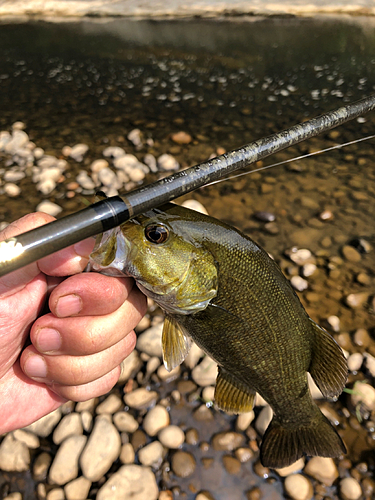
{"left": 158, "top": 425, "right": 185, "bottom": 449}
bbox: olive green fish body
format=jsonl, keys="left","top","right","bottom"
{"left": 89, "top": 203, "right": 347, "bottom": 468}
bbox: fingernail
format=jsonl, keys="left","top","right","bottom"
{"left": 24, "top": 354, "right": 47, "bottom": 379}
{"left": 36, "top": 328, "right": 61, "bottom": 353}
{"left": 74, "top": 238, "right": 95, "bottom": 257}
{"left": 56, "top": 294, "right": 82, "bottom": 317}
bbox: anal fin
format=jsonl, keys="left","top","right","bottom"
{"left": 214, "top": 367, "right": 256, "bottom": 414}
{"left": 162, "top": 316, "right": 192, "bottom": 372}
{"left": 308, "top": 319, "right": 348, "bottom": 398}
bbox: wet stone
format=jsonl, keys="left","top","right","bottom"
{"left": 64, "top": 476, "right": 91, "bottom": 500}
{"left": 13, "top": 429, "right": 40, "bottom": 449}
{"left": 96, "top": 393, "right": 123, "bottom": 414}
{"left": 0, "top": 434, "right": 30, "bottom": 472}
{"left": 196, "top": 491, "right": 216, "bottom": 500}
{"left": 275, "top": 457, "right": 305, "bottom": 477}
{"left": 97, "top": 465, "right": 158, "bottom": 500}
{"left": 124, "top": 388, "right": 158, "bottom": 410}
{"left": 350, "top": 381, "right": 375, "bottom": 411}
{"left": 246, "top": 486, "right": 262, "bottom": 500}
{"left": 339, "top": 477, "right": 362, "bottom": 500}
{"left": 33, "top": 452, "right": 52, "bottom": 481}
{"left": 193, "top": 404, "right": 214, "bottom": 422}
{"left": 353, "top": 328, "right": 371, "bottom": 348}
{"left": 138, "top": 441, "right": 164, "bottom": 468}
{"left": 171, "top": 451, "right": 196, "bottom": 478}
{"left": 222, "top": 455, "right": 241, "bottom": 475}
{"left": 236, "top": 411, "right": 254, "bottom": 431}
{"left": 47, "top": 488, "right": 65, "bottom": 500}
{"left": 136, "top": 323, "right": 163, "bottom": 357}
{"left": 171, "top": 131, "right": 192, "bottom": 144}
{"left": 342, "top": 245, "right": 362, "bottom": 263}
{"left": 347, "top": 353, "right": 363, "bottom": 372}
{"left": 185, "top": 428, "right": 199, "bottom": 445}
{"left": 253, "top": 460, "right": 270, "bottom": 479}
{"left": 120, "top": 443, "right": 135, "bottom": 464}
{"left": 304, "top": 457, "right": 339, "bottom": 486}
{"left": 284, "top": 473, "right": 313, "bottom": 500}
{"left": 345, "top": 292, "right": 369, "bottom": 309}
{"left": 212, "top": 432, "right": 245, "bottom": 451}
{"left": 235, "top": 447, "right": 253, "bottom": 463}
{"left": 191, "top": 356, "right": 218, "bottom": 386}
{"left": 53, "top": 413, "right": 83, "bottom": 445}
{"left": 131, "top": 429, "right": 148, "bottom": 452}
{"left": 158, "top": 425, "right": 185, "bottom": 449}
{"left": 49, "top": 435, "right": 87, "bottom": 485}
{"left": 113, "top": 411, "right": 139, "bottom": 433}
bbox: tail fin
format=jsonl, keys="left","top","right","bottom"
{"left": 260, "top": 408, "right": 346, "bottom": 469}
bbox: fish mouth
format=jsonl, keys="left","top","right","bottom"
{"left": 88, "top": 227, "right": 133, "bottom": 277}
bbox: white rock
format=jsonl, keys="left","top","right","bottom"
{"left": 12, "top": 121, "right": 26, "bottom": 130}
{"left": 0, "top": 434, "right": 30, "bottom": 471}
{"left": 96, "top": 393, "right": 123, "bottom": 415}
{"left": 275, "top": 457, "right": 305, "bottom": 476}
{"left": 118, "top": 350, "right": 142, "bottom": 383}
{"left": 5, "top": 130, "right": 29, "bottom": 154}
{"left": 113, "top": 411, "right": 139, "bottom": 433}
{"left": 288, "top": 248, "right": 313, "bottom": 265}
{"left": 0, "top": 130, "right": 11, "bottom": 151}
{"left": 284, "top": 473, "right": 313, "bottom": 500}
{"left": 124, "top": 388, "right": 158, "bottom": 410}
{"left": 157, "top": 153, "right": 179, "bottom": 171}
{"left": 49, "top": 435, "right": 87, "bottom": 485}
{"left": 80, "top": 416, "right": 121, "bottom": 482}
{"left": 350, "top": 381, "right": 375, "bottom": 411}
{"left": 302, "top": 263, "right": 317, "bottom": 277}
{"left": 37, "top": 155, "right": 59, "bottom": 169}
{"left": 326, "top": 315, "right": 341, "bottom": 332}
{"left": 4, "top": 183, "right": 21, "bottom": 197}
{"left": 127, "top": 129, "right": 143, "bottom": 148}
{"left": 97, "top": 465, "right": 158, "bottom": 500}
{"left": 69, "top": 143, "right": 89, "bottom": 161}
{"left": 255, "top": 405, "right": 273, "bottom": 436}
{"left": 291, "top": 275, "right": 308, "bottom": 291}
{"left": 90, "top": 159, "right": 109, "bottom": 172}
{"left": 339, "top": 477, "right": 362, "bottom": 500}
{"left": 138, "top": 441, "right": 164, "bottom": 468}
{"left": 13, "top": 429, "right": 40, "bottom": 449}
{"left": 364, "top": 352, "right": 375, "bottom": 377}
{"left": 102, "top": 146, "right": 126, "bottom": 158}
{"left": 47, "top": 488, "right": 65, "bottom": 500}
{"left": 136, "top": 323, "right": 163, "bottom": 357}
{"left": 184, "top": 341, "right": 204, "bottom": 369}
{"left": 76, "top": 171, "right": 96, "bottom": 190}
{"left": 75, "top": 398, "right": 98, "bottom": 413}
{"left": 202, "top": 386, "right": 215, "bottom": 403}
{"left": 236, "top": 411, "right": 255, "bottom": 431}
{"left": 37, "top": 178, "right": 57, "bottom": 195}
{"left": 143, "top": 405, "right": 170, "bottom": 437}
{"left": 24, "top": 408, "right": 62, "bottom": 437}
{"left": 64, "top": 476, "right": 92, "bottom": 500}
{"left": 3, "top": 170, "right": 25, "bottom": 182}
{"left": 143, "top": 153, "right": 158, "bottom": 172}
{"left": 36, "top": 200, "right": 62, "bottom": 217}
{"left": 53, "top": 413, "right": 83, "bottom": 445}
{"left": 181, "top": 199, "right": 209, "bottom": 215}
{"left": 304, "top": 457, "right": 338, "bottom": 486}
{"left": 97, "top": 166, "right": 120, "bottom": 188}
{"left": 80, "top": 411, "right": 93, "bottom": 433}
{"left": 192, "top": 356, "right": 218, "bottom": 387}
{"left": 158, "top": 425, "right": 185, "bottom": 449}
{"left": 347, "top": 353, "right": 363, "bottom": 372}
{"left": 33, "top": 147, "right": 44, "bottom": 159}
{"left": 4, "top": 492, "right": 23, "bottom": 500}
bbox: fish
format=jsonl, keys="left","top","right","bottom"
{"left": 88, "top": 202, "right": 347, "bottom": 468}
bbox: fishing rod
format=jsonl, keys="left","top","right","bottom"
{"left": 0, "top": 94, "right": 374, "bottom": 277}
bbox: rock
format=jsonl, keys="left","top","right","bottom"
{"left": 347, "top": 353, "right": 363, "bottom": 372}
{"left": 138, "top": 441, "right": 164, "bottom": 467}
{"left": 364, "top": 353, "right": 375, "bottom": 377}
{"left": 103, "top": 146, "right": 126, "bottom": 158}
{"left": 299, "top": 196, "right": 320, "bottom": 210}
{"left": 97, "top": 166, "right": 120, "bottom": 188}
{"left": 37, "top": 178, "right": 57, "bottom": 195}
{"left": 69, "top": 143, "right": 88, "bottom": 161}
{"left": 319, "top": 209, "right": 334, "bottom": 221}
{"left": 120, "top": 443, "right": 135, "bottom": 464}
{"left": 136, "top": 323, "right": 163, "bottom": 357}
{"left": 255, "top": 406, "right": 273, "bottom": 436}
{"left": 158, "top": 425, "right": 185, "bottom": 449}
{"left": 143, "top": 405, "right": 170, "bottom": 437}
{"left": 353, "top": 328, "right": 371, "bottom": 348}
{"left": 212, "top": 432, "right": 245, "bottom": 451}
{"left": 4, "top": 493, "right": 23, "bottom": 500}
{"left": 96, "top": 393, "right": 123, "bottom": 414}
{"left": 33, "top": 147, "right": 44, "bottom": 159}
{"left": 4, "top": 130, "right": 29, "bottom": 154}
{"left": 4, "top": 183, "right": 21, "bottom": 197}
{"left": 119, "top": 350, "right": 142, "bottom": 382}
{"left": 302, "top": 263, "right": 317, "bottom": 277}
{"left": 326, "top": 315, "right": 340, "bottom": 332}
{"left": 254, "top": 211, "right": 276, "bottom": 222}
{"left": 157, "top": 153, "right": 179, "bottom": 171}
{"left": 13, "top": 429, "right": 40, "bottom": 449}
{"left": 80, "top": 416, "right": 121, "bottom": 482}
{"left": 64, "top": 476, "right": 92, "bottom": 500}
{"left": 284, "top": 473, "right": 313, "bottom": 500}
{"left": 113, "top": 154, "right": 147, "bottom": 181}
{"left": 75, "top": 398, "right": 98, "bottom": 413}
{"left": 181, "top": 199, "right": 208, "bottom": 215}
{"left": 53, "top": 413, "right": 83, "bottom": 445}
{"left": 97, "top": 465, "right": 158, "bottom": 500}
{"left": 171, "top": 451, "right": 196, "bottom": 477}
{"left": 193, "top": 404, "right": 214, "bottom": 422}
{"left": 339, "top": 477, "right": 362, "bottom": 500}
{"left": 128, "top": 129, "right": 143, "bottom": 148}
{"left": 342, "top": 245, "right": 361, "bottom": 262}
{"left": 124, "top": 388, "right": 158, "bottom": 410}
{"left": 171, "top": 131, "right": 192, "bottom": 144}
{"left": 345, "top": 292, "right": 369, "bottom": 308}
{"left": 184, "top": 342, "right": 204, "bottom": 369}
{"left": 235, "top": 447, "right": 253, "bottom": 463}
{"left": 350, "top": 381, "right": 375, "bottom": 411}
{"left": 24, "top": 408, "right": 61, "bottom": 437}
{"left": 290, "top": 275, "right": 308, "bottom": 291}
{"left": 33, "top": 451, "right": 52, "bottom": 481}
{"left": 76, "top": 171, "right": 96, "bottom": 190}
{"left": 275, "top": 457, "right": 305, "bottom": 476}
{"left": 202, "top": 386, "right": 215, "bottom": 403}
{"left": 192, "top": 356, "right": 218, "bottom": 386}
{"left": 304, "top": 456, "right": 338, "bottom": 486}
{"left": 236, "top": 412, "right": 255, "bottom": 431}
{"left": 0, "top": 434, "right": 30, "bottom": 471}
{"left": 3, "top": 170, "right": 25, "bottom": 182}
{"left": 143, "top": 153, "right": 157, "bottom": 172}
{"left": 36, "top": 200, "right": 63, "bottom": 217}
{"left": 113, "top": 411, "right": 139, "bottom": 433}
{"left": 90, "top": 159, "right": 109, "bottom": 173}
{"left": 157, "top": 364, "right": 180, "bottom": 382}
{"left": 47, "top": 488, "right": 65, "bottom": 500}
{"left": 287, "top": 248, "right": 313, "bottom": 265}
{"left": 49, "top": 435, "right": 87, "bottom": 485}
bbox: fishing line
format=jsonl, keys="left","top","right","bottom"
{"left": 206, "top": 134, "right": 375, "bottom": 186}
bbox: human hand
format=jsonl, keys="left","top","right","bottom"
{"left": 0, "top": 212, "right": 147, "bottom": 434}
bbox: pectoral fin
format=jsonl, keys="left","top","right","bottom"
{"left": 308, "top": 318, "right": 348, "bottom": 398}
{"left": 215, "top": 367, "right": 256, "bottom": 414}
{"left": 162, "top": 316, "right": 192, "bottom": 372}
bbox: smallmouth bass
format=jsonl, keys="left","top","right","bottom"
{"left": 89, "top": 202, "right": 347, "bottom": 468}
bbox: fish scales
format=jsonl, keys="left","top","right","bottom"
{"left": 89, "top": 202, "right": 347, "bottom": 468}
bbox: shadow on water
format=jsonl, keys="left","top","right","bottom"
{"left": 0, "top": 15, "right": 374, "bottom": 500}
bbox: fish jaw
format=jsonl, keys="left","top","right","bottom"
{"left": 88, "top": 227, "right": 133, "bottom": 277}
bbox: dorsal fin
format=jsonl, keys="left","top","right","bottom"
{"left": 308, "top": 318, "right": 348, "bottom": 398}
{"left": 162, "top": 316, "right": 192, "bottom": 372}
{"left": 214, "top": 367, "right": 256, "bottom": 414}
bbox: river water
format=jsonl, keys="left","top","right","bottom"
{"left": 0, "top": 15, "right": 374, "bottom": 500}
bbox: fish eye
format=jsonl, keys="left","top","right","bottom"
{"left": 145, "top": 224, "right": 169, "bottom": 244}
